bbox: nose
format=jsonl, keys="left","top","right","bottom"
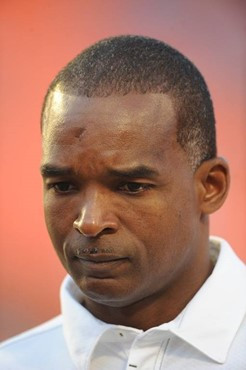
{"left": 73, "top": 187, "right": 119, "bottom": 238}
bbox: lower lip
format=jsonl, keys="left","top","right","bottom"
{"left": 75, "top": 258, "right": 129, "bottom": 276}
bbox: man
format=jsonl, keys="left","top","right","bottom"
{"left": 0, "top": 35, "right": 245, "bottom": 369}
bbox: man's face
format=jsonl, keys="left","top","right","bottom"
{"left": 42, "top": 92, "right": 201, "bottom": 307}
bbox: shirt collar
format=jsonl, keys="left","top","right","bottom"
{"left": 60, "top": 237, "right": 246, "bottom": 367}
{"left": 60, "top": 276, "right": 114, "bottom": 369}
{"left": 169, "top": 237, "right": 246, "bottom": 363}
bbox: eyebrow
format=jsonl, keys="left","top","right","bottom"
{"left": 40, "top": 164, "right": 159, "bottom": 179}
{"left": 107, "top": 166, "right": 159, "bottom": 179}
{"left": 40, "top": 165, "right": 73, "bottom": 177}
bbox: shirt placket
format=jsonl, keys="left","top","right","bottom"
{"left": 126, "top": 330, "right": 171, "bottom": 370}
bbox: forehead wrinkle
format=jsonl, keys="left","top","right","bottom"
{"left": 42, "top": 127, "right": 178, "bottom": 173}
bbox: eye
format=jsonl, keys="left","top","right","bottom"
{"left": 49, "top": 182, "right": 76, "bottom": 194}
{"left": 119, "top": 182, "right": 151, "bottom": 194}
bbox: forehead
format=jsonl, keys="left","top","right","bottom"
{"left": 42, "top": 92, "right": 181, "bottom": 168}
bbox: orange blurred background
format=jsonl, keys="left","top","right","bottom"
{"left": 0, "top": 0, "right": 245, "bottom": 341}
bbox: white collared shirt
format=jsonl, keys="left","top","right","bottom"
{"left": 0, "top": 237, "right": 246, "bottom": 369}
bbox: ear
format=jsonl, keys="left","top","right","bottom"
{"left": 194, "top": 157, "right": 230, "bottom": 215}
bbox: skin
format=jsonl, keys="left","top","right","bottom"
{"left": 41, "top": 92, "right": 229, "bottom": 330}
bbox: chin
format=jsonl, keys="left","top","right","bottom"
{"left": 75, "top": 275, "right": 138, "bottom": 307}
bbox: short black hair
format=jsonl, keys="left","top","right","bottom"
{"left": 42, "top": 35, "right": 216, "bottom": 170}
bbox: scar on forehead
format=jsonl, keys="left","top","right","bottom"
{"left": 73, "top": 127, "right": 86, "bottom": 141}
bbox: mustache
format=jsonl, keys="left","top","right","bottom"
{"left": 75, "top": 247, "right": 114, "bottom": 257}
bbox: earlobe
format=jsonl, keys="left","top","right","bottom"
{"left": 195, "top": 157, "right": 230, "bottom": 215}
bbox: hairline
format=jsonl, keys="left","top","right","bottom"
{"left": 41, "top": 35, "right": 217, "bottom": 172}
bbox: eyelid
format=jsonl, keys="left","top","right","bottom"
{"left": 118, "top": 182, "right": 154, "bottom": 194}
{"left": 45, "top": 179, "right": 155, "bottom": 195}
{"left": 46, "top": 181, "right": 77, "bottom": 194}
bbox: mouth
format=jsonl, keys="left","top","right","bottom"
{"left": 75, "top": 256, "right": 129, "bottom": 277}
{"left": 77, "top": 255, "right": 127, "bottom": 263}
{"left": 69, "top": 246, "right": 129, "bottom": 276}
{"left": 74, "top": 246, "right": 126, "bottom": 262}
{"left": 75, "top": 252, "right": 128, "bottom": 264}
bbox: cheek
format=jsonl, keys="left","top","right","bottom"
{"left": 127, "top": 195, "right": 195, "bottom": 262}
{"left": 125, "top": 197, "right": 178, "bottom": 241}
{"left": 43, "top": 195, "right": 76, "bottom": 246}
{"left": 121, "top": 200, "right": 174, "bottom": 269}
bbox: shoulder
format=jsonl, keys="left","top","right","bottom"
{"left": 0, "top": 316, "right": 75, "bottom": 370}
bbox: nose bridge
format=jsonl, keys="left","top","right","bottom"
{"left": 73, "top": 183, "right": 118, "bottom": 237}
{"left": 82, "top": 184, "right": 103, "bottom": 222}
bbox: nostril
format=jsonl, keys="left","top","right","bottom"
{"left": 103, "top": 227, "right": 116, "bottom": 235}
{"left": 73, "top": 221, "right": 117, "bottom": 237}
